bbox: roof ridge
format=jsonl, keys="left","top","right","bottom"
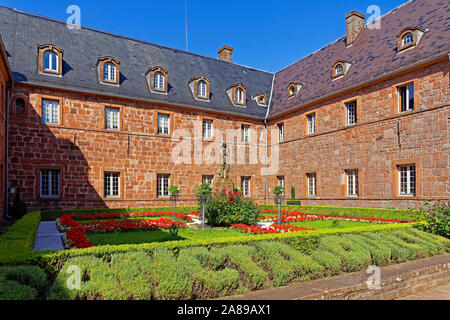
{"left": 0, "top": 6, "right": 274, "bottom": 75}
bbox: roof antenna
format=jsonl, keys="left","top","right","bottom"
{"left": 185, "top": 0, "right": 189, "bottom": 51}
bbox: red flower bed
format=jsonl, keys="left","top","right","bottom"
{"left": 69, "top": 211, "right": 193, "bottom": 222}
{"left": 231, "top": 223, "right": 315, "bottom": 234}
{"left": 263, "top": 209, "right": 413, "bottom": 224}
{"left": 60, "top": 214, "right": 188, "bottom": 249}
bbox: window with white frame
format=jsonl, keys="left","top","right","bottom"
{"left": 307, "top": 173, "right": 317, "bottom": 196}
{"left": 104, "top": 172, "right": 120, "bottom": 198}
{"left": 202, "top": 119, "right": 213, "bottom": 140}
{"left": 335, "top": 64, "right": 343, "bottom": 74}
{"left": 154, "top": 72, "right": 165, "bottom": 91}
{"left": 346, "top": 169, "right": 358, "bottom": 196}
{"left": 277, "top": 176, "right": 285, "bottom": 195}
{"left": 202, "top": 175, "right": 214, "bottom": 185}
{"left": 105, "top": 107, "right": 120, "bottom": 130}
{"left": 241, "top": 125, "right": 250, "bottom": 143}
{"left": 157, "top": 113, "right": 170, "bottom": 135}
{"left": 346, "top": 101, "right": 357, "bottom": 125}
{"left": 43, "top": 50, "right": 58, "bottom": 72}
{"left": 198, "top": 80, "right": 207, "bottom": 98}
{"left": 402, "top": 33, "right": 414, "bottom": 47}
{"left": 278, "top": 123, "right": 285, "bottom": 142}
{"left": 157, "top": 174, "right": 170, "bottom": 197}
{"left": 40, "top": 169, "right": 60, "bottom": 198}
{"left": 398, "top": 84, "right": 414, "bottom": 112}
{"left": 235, "top": 88, "right": 244, "bottom": 104}
{"left": 398, "top": 165, "right": 416, "bottom": 196}
{"left": 241, "top": 177, "right": 251, "bottom": 197}
{"left": 42, "top": 99, "right": 60, "bottom": 124}
{"left": 103, "top": 62, "right": 116, "bottom": 82}
{"left": 307, "top": 113, "right": 316, "bottom": 135}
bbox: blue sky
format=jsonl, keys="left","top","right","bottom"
{"left": 1, "top": 0, "right": 407, "bottom": 72}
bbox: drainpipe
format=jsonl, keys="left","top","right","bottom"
{"left": 4, "top": 87, "right": 10, "bottom": 219}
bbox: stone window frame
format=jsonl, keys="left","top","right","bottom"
{"left": 241, "top": 176, "right": 251, "bottom": 198}
{"left": 146, "top": 67, "right": 168, "bottom": 94}
{"left": 37, "top": 44, "right": 63, "bottom": 76}
{"left": 102, "top": 168, "right": 124, "bottom": 200}
{"left": 202, "top": 175, "right": 214, "bottom": 185}
{"left": 201, "top": 117, "right": 214, "bottom": 141}
{"left": 35, "top": 165, "right": 63, "bottom": 201}
{"left": 241, "top": 123, "right": 251, "bottom": 143}
{"left": 391, "top": 158, "right": 422, "bottom": 199}
{"left": 392, "top": 79, "right": 419, "bottom": 116}
{"left": 342, "top": 97, "right": 361, "bottom": 127}
{"left": 37, "top": 94, "right": 64, "bottom": 127}
{"left": 97, "top": 56, "right": 120, "bottom": 86}
{"left": 396, "top": 27, "right": 424, "bottom": 53}
{"left": 100, "top": 104, "right": 124, "bottom": 132}
{"left": 305, "top": 111, "right": 316, "bottom": 136}
{"left": 305, "top": 172, "right": 318, "bottom": 197}
{"left": 154, "top": 111, "right": 174, "bottom": 137}
{"left": 277, "top": 176, "right": 285, "bottom": 195}
{"left": 277, "top": 122, "right": 285, "bottom": 142}
{"left": 156, "top": 173, "right": 171, "bottom": 198}
{"left": 345, "top": 169, "right": 359, "bottom": 197}
{"left": 10, "top": 94, "right": 30, "bottom": 118}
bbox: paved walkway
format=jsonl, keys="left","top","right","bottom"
{"left": 33, "top": 221, "right": 65, "bottom": 251}
{"left": 397, "top": 283, "right": 450, "bottom": 300}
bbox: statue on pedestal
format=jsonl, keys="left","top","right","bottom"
{"left": 218, "top": 142, "right": 230, "bottom": 180}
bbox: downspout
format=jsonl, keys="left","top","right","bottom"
{"left": 264, "top": 74, "right": 275, "bottom": 204}
{"left": 4, "top": 86, "right": 10, "bottom": 218}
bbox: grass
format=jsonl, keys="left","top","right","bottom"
{"left": 86, "top": 227, "right": 244, "bottom": 246}
{"left": 289, "top": 220, "right": 372, "bottom": 230}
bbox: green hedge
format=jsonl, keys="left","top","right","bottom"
{"left": 40, "top": 206, "right": 198, "bottom": 221}
{"left": 259, "top": 204, "right": 421, "bottom": 222}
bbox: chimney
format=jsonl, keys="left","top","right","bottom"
{"left": 345, "top": 11, "right": 366, "bottom": 46}
{"left": 218, "top": 45, "right": 233, "bottom": 62}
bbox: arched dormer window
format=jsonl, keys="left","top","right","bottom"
{"left": 227, "top": 83, "right": 246, "bottom": 106}
{"left": 97, "top": 57, "right": 120, "bottom": 85}
{"left": 189, "top": 76, "right": 210, "bottom": 100}
{"left": 253, "top": 93, "right": 267, "bottom": 106}
{"left": 38, "top": 44, "right": 63, "bottom": 76}
{"left": 146, "top": 67, "right": 168, "bottom": 93}
{"left": 287, "top": 83, "right": 302, "bottom": 98}
{"left": 332, "top": 60, "right": 352, "bottom": 79}
{"left": 397, "top": 27, "right": 424, "bottom": 52}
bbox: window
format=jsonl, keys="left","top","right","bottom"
{"left": 103, "top": 62, "right": 116, "bottom": 82}
{"left": 105, "top": 107, "right": 120, "bottom": 130}
{"left": 346, "top": 101, "right": 357, "bottom": 125}
{"left": 289, "top": 86, "right": 296, "bottom": 96}
{"left": 42, "top": 99, "right": 60, "bottom": 124}
{"left": 104, "top": 172, "right": 120, "bottom": 198}
{"left": 15, "top": 98, "right": 25, "bottom": 115}
{"left": 157, "top": 114, "right": 170, "bottom": 135}
{"left": 307, "top": 173, "right": 317, "bottom": 197}
{"left": 241, "top": 125, "right": 250, "bottom": 143}
{"left": 236, "top": 88, "right": 244, "bottom": 104}
{"left": 258, "top": 95, "right": 266, "bottom": 105}
{"left": 398, "top": 165, "right": 416, "bottom": 196}
{"left": 40, "top": 169, "right": 60, "bottom": 198}
{"left": 307, "top": 113, "right": 316, "bottom": 135}
{"left": 198, "top": 80, "right": 207, "bottom": 98}
{"left": 157, "top": 174, "right": 170, "bottom": 198}
{"left": 43, "top": 51, "right": 58, "bottom": 72}
{"left": 346, "top": 170, "right": 358, "bottom": 196}
{"left": 202, "top": 175, "right": 214, "bottom": 185}
{"left": 335, "top": 64, "right": 343, "bottom": 74}
{"left": 398, "top": 84, "right": 414, "bottom": 112}
{"left": 402, "top": 33, "right": 414, "bottom": 47}
{"left": 277, "top": 176, "right": 285, "bottom": 195}
{"left": 202, "top": 119, "right": 213, "bottom": 140}
{"left": 154, "top": 72, "right": 165, "bottom": 91}
{"left": 241, "top": 177, "right": 251, "bottom": 197}
{"left": 278, "top": 123, "right": 285, "bottom": 142}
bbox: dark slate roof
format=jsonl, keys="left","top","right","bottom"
{"left": 269, "top": 0, "right": 450, "bottom": 117}
{"left": 0, "top": 6, "right": 274, "bottom": 119}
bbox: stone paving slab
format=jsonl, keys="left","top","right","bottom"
{"left": 397, "top": 283, "right": 450, "bottom": 300}
{"left": 33, "top": 221, "right": 64, "bottom": 251}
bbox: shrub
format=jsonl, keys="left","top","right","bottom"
{"left": 9, "top": 188, "right": 28, "bottom": 219}
{"left": 290, "top": 186, "right": 296, "bottom": 200}
{"left": 205, "top": 189, "right": 261, "bottom": 227}
{"left": 415, "top": 201, "right": 449, "bottom": 238}
{"left": 0, "top": 265, "right": 47, "bottom": 300}
{"left": 311, "top": 250, "right": 342, "bottom": 277}
{"left": 343, "top": 234, "right": 391, "bottom": 266}
{"left": 286, "top": 200, "right": 301, "bottom": 205}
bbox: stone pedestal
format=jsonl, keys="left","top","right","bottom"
{"left": 214, "top": 179, "right": 234, "bottom": 194}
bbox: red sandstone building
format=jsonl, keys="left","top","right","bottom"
{"left": 0, "top": 0, "right": 448, "bottom": 216}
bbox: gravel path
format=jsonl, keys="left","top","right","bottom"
{"left": 33, "top": 221, "right": 65, "bottom": 251}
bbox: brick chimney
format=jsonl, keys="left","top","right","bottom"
{"left": 345, "top": 11, "right": 366, "bottom": 46}
{"left": 218, "top": 45, "right": 233, "bottom": 62}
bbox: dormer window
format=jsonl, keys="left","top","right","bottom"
{"left": 227, "top": 84, "right": 246, "bottom": 106}
{"left": 397, "top": 27, "right": 424, "bottom": 52}
{"left": 146, "top": 67, "right": 168, "bottom": 94}
{"left": 332, "top": 60, "right": 352, "bottom": 79}
{"left": 103, "top": 63, "right": 116, "bottom": 82}
{"left": 253, "top": 93, "right": 267, "bottom": 106}
{"left": 38, "top": 44, "right": 63, "bottom": 76}
{"left": 189, "top": 76, "right": 210, "bottom": 100}
{"left": 287, "top": 83, "right": 302, "bottom": 98}
{"left": 97, "top": 57, "right": 120, "bottom": 85}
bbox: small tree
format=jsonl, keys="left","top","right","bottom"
{"left": 196, "top": 183, "right": 213, "bottom": 229}
{"left": 291, "top": 186, "right": 296, "bottom": 200}
{"left": 273, "top": 185, "right": 285, "bottom": 225}
{"left": 10, "top": 188, "right": 27, "bottom": 219}
{"left": 169, "top": 185, "right": 180, "bottom": 216}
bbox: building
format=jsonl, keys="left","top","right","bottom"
{"left": 0, "top": 0, "right": 448, "bottom": 215}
